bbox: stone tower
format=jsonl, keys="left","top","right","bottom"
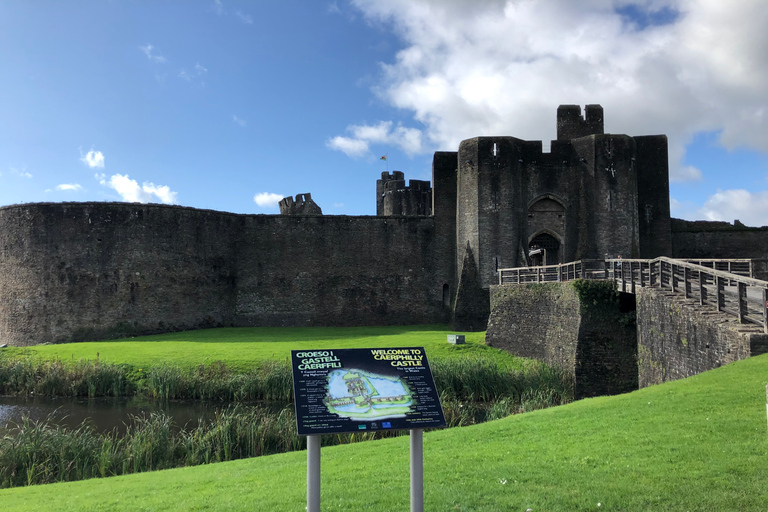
{"left": 446, "top": 104, "right": 671, "bottom": 329}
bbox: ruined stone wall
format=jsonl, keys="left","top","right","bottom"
{"left": 234, "top": 215, "right": 451, "bottom": 327}
{"left": 486, "top": 281, "right": 638, "bottom": 398}
{"left": 636, "top": 287, "right": 767, "bottom": 387}
{"left": 0, "top": 203, "right": 451, "bottom": 346}
{"left": 0, "top": 203, "right": 239, "bottom": 346}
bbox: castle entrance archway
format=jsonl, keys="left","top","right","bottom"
{"left": 529, "top": 232, "right": 561, "bottom": 266}
{"left": 527, "top": 195, "right": 566, "bottom": 266}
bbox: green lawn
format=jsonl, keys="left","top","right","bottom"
{"left": 5, "top": 325, "right": 513, "bottom": 371}
{"left": 2, "top": 351, "right": 766, "bottom": 510}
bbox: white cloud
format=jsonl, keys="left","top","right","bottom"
{"left": 178, "top": 70, "right": 192, "bottom": 81}
{"left": 253, "top": 192, "right": 284, "bottom": 208}
{"left": 139, "top": 44, "right": 166, "bottom": 64}
{"left": 327, "top": 120, "right": 424, "bottom": 157}
{"left": 80, "top": 149, "right": 105, "bottom": 169}
{"left": 236, "top": 11, "right": 253, "bottom": 24}
{"left": 195, "top": 63, "right": 208, "bottom": 74}
{"left": 347, "top": 0, "right": 768, "bottom": 182}
{"left": 233, "top": 115, "right": 247, "bottom": 127}
{"left": 212, "top": 0, "right": 225, "bottom": 15}
{"left": 697, "top": 189, "right": 768, "bottom": 227}
{"left": 101, "top": 173, "right": 178, "bottom": 204}
{"left": 10, "top": 166, "right": 32, "bottom": 179}
{"left": 327, "top": 136, "right": 370, "bottom": 158}
{"left": 56, "top": 183, "right": 83, "bottom": 192}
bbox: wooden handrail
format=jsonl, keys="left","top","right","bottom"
{"left": 497, "top": 257, "right": 768, "bottom": 333}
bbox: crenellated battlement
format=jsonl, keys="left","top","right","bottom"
{"left": 376, "top": 171, "right": 432, "bottom": 216}
{"left": 556, "top": 104, "right": 604, "bottom": 141}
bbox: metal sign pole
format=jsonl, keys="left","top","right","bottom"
{"left": 307, "top": 435, "right": 321, "bottom": 512}
{"left": 410, "top": 429, "right": 423, "bottom": 512}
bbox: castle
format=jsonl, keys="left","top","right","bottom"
{"left": 1, "top": 105, "right": 767, "bottom": 346}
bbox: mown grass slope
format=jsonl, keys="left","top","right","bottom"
{"left": 1, "top": 352, "right": 766, "bottom": 511}
{"left": 5, "top": 326, "right": 507, "bottom": 371}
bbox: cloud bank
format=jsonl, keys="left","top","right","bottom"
{"left": 338, "top": 0, "right": 767, "bottom": 184}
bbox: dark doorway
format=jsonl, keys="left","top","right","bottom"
{"left": 529, "top": 233, "right": 560, "bottom": 266}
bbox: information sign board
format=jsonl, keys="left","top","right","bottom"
{"left": 291, "top": 347, "right": 446, "bottom": 436}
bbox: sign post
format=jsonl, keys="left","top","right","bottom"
{"left": 410, "top": 429, "right": 423, "bottom": 512}
{"left": 307, "top": 434, "right": 321, "bottom": 512}
{"left": 291, "top": 347, "right": 445, "bottom": 512}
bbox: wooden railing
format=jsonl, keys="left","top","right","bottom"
{"left": 498, "top": 257, "right": 768, "bottom": 333}
{"left": 498, "top": 259, "right": 607, "bottom": 284}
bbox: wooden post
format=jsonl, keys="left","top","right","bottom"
{"left": 738, "top": 282, "right": 747, "bottom": 323}
{"left": 683, "top": 267, "right": 690, "bottom": 299}
{"left": 763, "top": 288, "right": 768, "bottom": 334}
{"left": 640, "top": 262, "right": 646, "bottom": 288}
{"left": 716, "top": 276, "right": 724, "bottom": 312}
{"left": 699, "top": 271, "right": 707, "bottom": 306}
{"left": 631, "top": 262, "right": 636, "bottom": 294}
{"left": 671, "top": 264, "right": 677, "bottom": 293}
{"left": 621, "top": 261, "right": 627, "bottom": 292}
{"left": 537, "top": 267, "right": 541, "bottom": 283}
{"left": 558, "top": 264, "right": 563, "bottom": 282}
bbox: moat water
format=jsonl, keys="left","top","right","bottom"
{"left": 0, "top": 396, "right": 286, "bottom": 435}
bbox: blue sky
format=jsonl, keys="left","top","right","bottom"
{"left": 2, "top": 1, "right": 767, "bottom": 225}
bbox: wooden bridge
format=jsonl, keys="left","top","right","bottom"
{"left": 498, "top": 257, "right": 768, "bottom": 334}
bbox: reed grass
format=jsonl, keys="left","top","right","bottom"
{"left": 0, "top": 354, "right": 573, "bottom": 488}
{"left": 0, "top": 357, "right": 134, "bottom": 398}
{"left": 1, "top": 354, "right": 572, "bottom": 406}
{"left": 0, "top": 405, "right": 303, "bottom": 488}
{"left": 0, "top": 383, "right": 571, "bottom": 490}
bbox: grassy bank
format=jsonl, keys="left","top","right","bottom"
{"left": 0, "top": 357, "right": 572, "bottom": 488}
{"left": 0, "top": 326, "right": 573, "bottom": 489}
{"left": 2, "top": 325, "right": 504, "bottom": 371}
{"left": 1, "top": 354, "right": 765, "bottom": 510}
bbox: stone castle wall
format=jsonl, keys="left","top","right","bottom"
{"left": 0, "top": 202, "right": 452, "bottom": 346}
{"left": 635, "top": 287, "right": 768, "bottom": 387}
{"left": 486, "top": 281, "right": 638, "bottom": 398}
{"left": 671, "top": 218, "right": 768, "bottom": 259}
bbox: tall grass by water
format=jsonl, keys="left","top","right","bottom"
{"left": 0, "top": 357, "right": 293, "bottom": 402}
{"left": 0, "top": 357, "right": 134, "bottom": 398}
{"left": 0, "top": 405, "right": 302, "bottom": 488}
{"left": 0, "top": 353, "right": 571, "bottom": 407}
{"left": 0, "top": 354, "right": 573, "bottom": 488}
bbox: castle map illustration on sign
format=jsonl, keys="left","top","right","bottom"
{"left": 324, "top": 369, "right": 414, "bottom": 420}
